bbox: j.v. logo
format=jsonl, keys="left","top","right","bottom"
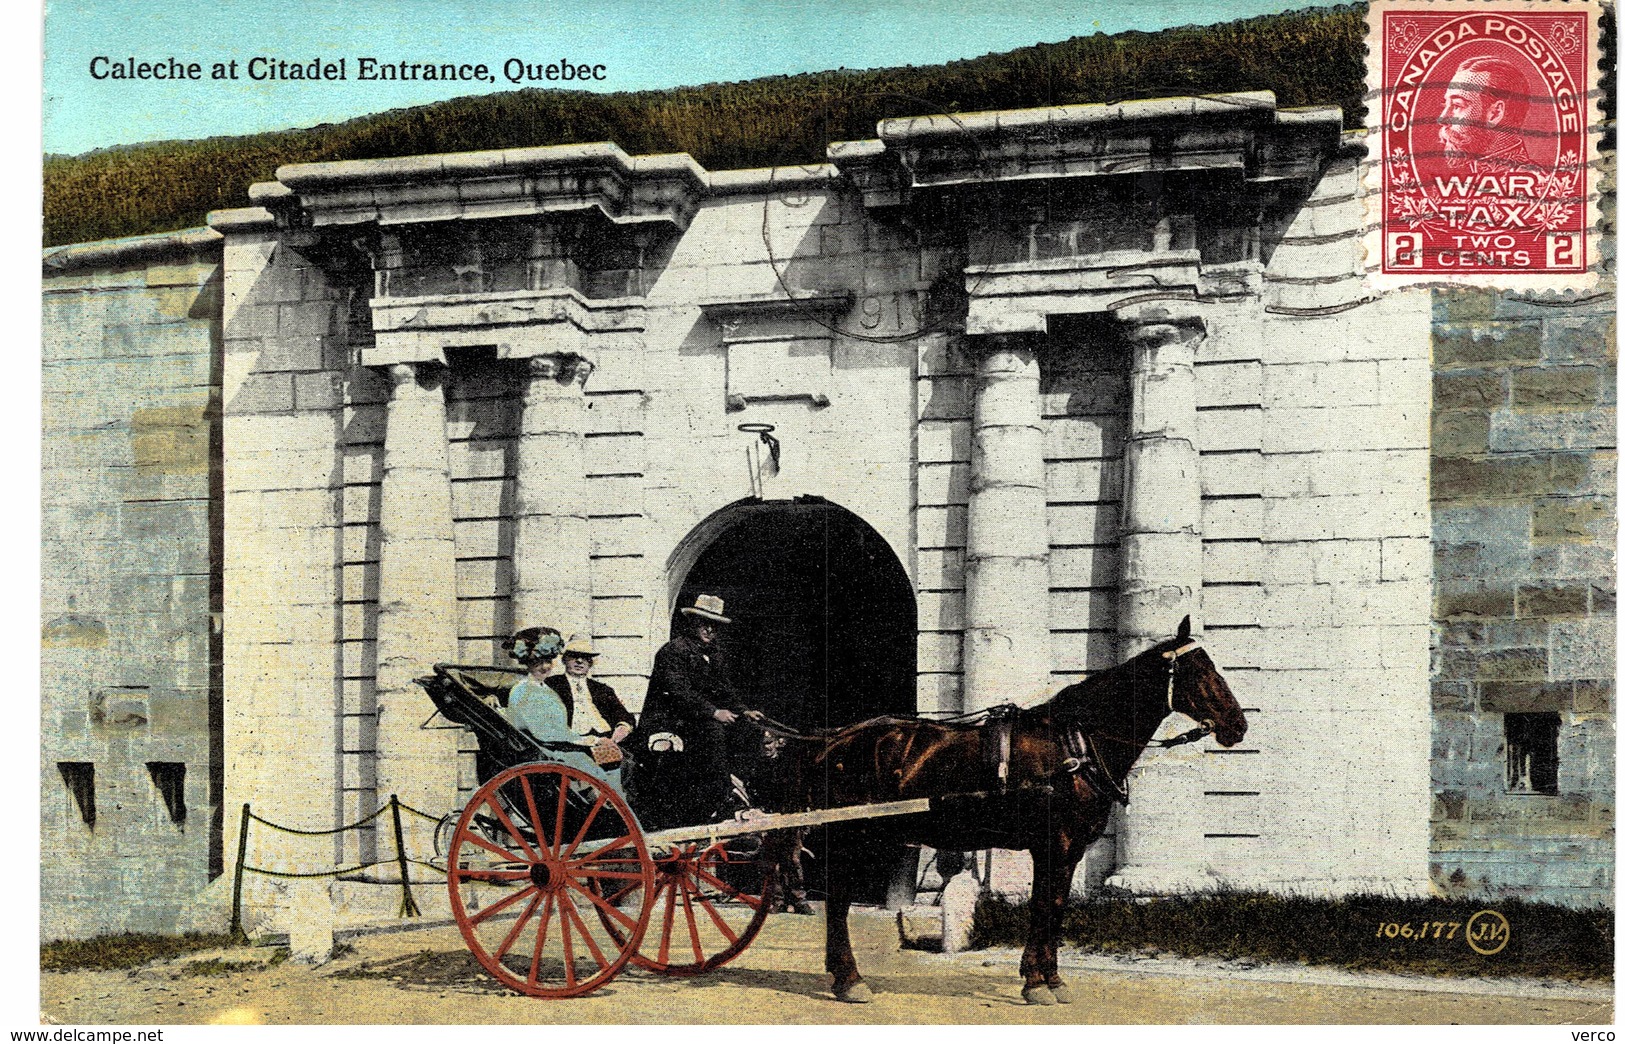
{"left": 1466, "top": 910, "right": 1511, "bottom": 955}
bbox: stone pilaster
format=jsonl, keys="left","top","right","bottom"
{"left": 373, "top": 361, "right": 460, "bottom": 812}
{"left": 512, "top": 353, "right": 595, "bottom": 634}
{"left": 1107, "top": 304, "right": 1208, "bottom": 894}
{"left": 962, "top": 334, "right": 1050, "bottom": 711}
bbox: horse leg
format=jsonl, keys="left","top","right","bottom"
{"left": 1043, "top": 849, "right": 1084, "bottom": 1003}
{"left": 823, "top": 853, "right": 872, "bottom": 1003}
{"left": 1019, "top": 845, "right": 1073, "bottom": 1005}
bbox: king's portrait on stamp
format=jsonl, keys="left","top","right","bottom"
{"left": 1369, "top": 0, "right": 1603, "bottom": 286}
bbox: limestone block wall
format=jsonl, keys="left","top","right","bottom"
{"left": 1428, "top": 214, "right": 1616, "bottom": 904}
{"left": 41, "top": 236, "right": 222, "bottom": 940}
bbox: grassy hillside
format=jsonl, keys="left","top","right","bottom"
{"left": 46, "top": 5, "right": 1366, "bottom": 246}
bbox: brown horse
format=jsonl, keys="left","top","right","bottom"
{"left": 758, "top": 616, "right": 1247, "bottom": 1005}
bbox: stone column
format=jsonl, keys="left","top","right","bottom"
{"left": 373, "top": 361, "right": 461, "bottom": 813}
{"left": 1106, "top": 303, "right": 1208, "bottom": 894}
{"left": 1116, "top": 305, "right": 1205, "bottom": 655}
{"left": 512, "top": 353, "right": 595, "bottom": 634}
{"left": 962, "top": 334, "right": 1051, "bottom": 712}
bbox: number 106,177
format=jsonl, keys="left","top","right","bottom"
{"left": 1376, "top": 921, "right": 1460, "bottom": 940}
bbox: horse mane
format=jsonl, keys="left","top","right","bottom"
{"left": 1042, "top": 634, "right": 1185, "bottom": 726}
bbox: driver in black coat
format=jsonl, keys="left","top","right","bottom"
{"left": 633, "top": 593, "right": 764, "bottom": 827}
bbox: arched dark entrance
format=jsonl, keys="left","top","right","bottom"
{"left": 670, "top": 495, "right": 917, "bottom": 903}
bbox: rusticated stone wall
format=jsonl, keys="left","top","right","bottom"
{"left": 1429, "top": 174, "right": 1617, "bottom": 907}
{"left": 41, "top": 235, "right": 223, "bottom": 940}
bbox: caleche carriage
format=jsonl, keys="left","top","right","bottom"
{"left": 416, "top": 617, "right": 1248, "bottom": 1003}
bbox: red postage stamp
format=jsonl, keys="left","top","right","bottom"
{"left": 1366, "top": 0, "right": 1604, "bottom": 289}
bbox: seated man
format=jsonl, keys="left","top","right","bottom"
{"left": 632, "top": 594, "right": 764, "bottom": 828}
{"left": 545, "top": 634, "right": 635, "bottom": 769}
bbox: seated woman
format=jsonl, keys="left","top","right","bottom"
{"left": 500, "top": 626, "right": 627, "bottom": 791}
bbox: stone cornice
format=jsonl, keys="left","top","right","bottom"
{"left": 256, "top": 149, "right": 846, "bottom": 229}
{"left": 205, "top": 207, "right": 276, "bottom": 233}
{"left": 267, "top": 142, "right": 710, "bottom": 231}
{"left": 372, "top": 286, "right": 645, "bottom": 334}
{"left": 829, "top": 92, "right": 1345, "bottom": 206}
{"left": 42, "top": 227, "right": 221, "bottom": 274}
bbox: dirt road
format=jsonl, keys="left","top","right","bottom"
{"left": 40, "top": 907, "right": 1612, "bottom": 1025}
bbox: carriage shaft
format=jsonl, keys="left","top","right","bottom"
{"left": 575, "top": 798, "right": 934, "bottom": 858}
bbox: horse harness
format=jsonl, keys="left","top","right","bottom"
{"left": 1056, "top": 638, "right": 1216, "bottom": 807}
{"left": 752, "top": 639, "right": 1218, "bottom": 807}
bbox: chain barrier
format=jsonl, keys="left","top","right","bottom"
{"left": 230, "top": 794, "right": 447, "bottom": 937}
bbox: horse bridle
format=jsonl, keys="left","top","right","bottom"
{"left": 1159, "top": 639, "right": 1217, "bottom": 747}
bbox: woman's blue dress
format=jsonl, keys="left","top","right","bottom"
{"left": 507, "top": 676, "right": 623, "bottom": 791}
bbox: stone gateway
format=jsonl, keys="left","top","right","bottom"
{"left": 40, "top": 91, "right": 1614, "bottom": 940}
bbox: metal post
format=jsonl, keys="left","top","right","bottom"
{"left": 390, "top": 795, "right": 421, "bottom": 918}
{"left": 229, "top": 802, "right": 250, "bottom": 940}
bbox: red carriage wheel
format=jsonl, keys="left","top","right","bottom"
{"left": 446, "top": 762, "right": 655, "bottom": 998}
{"left": 594, "top": 837, "right": 777, "bottom": 976}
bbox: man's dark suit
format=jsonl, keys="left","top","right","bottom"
{"left": 633, "top": 633, "right": 750, "bottom": 826}
{"left": 542, "top": 674, "right": 635, "bottom": 736}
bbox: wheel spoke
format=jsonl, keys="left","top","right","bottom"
{"left": 677, "top": 877, "right": 704, "bottom": 963}
{"left": 575, "top": 868, "right": 646, "bottom": 881}
{"left": 692, "top": 865, "right": 759, "bottom": 907}
{"left": 558, "top": 891, "right": 611, "bottom": 972}
{"left": 553, "top": 776, "right": 569, "bottom": 857}
{"left": 520, "top": 775, "right": 546, "bottom": 853}
{"left": 690, "top": 878, "right": 740, "bottom": 945}
{"left": 494, "top": 894, "right": 543, "bottom": 961}
{"left": 570, "top": 833, "right": 636, "bottom": 866}
{"left": 459, "top": 825, "right": 530, "bottom": 867}
{"left": 482, "top": 795, "right": 541, "bottom": 863}
{"left": 528, "top": 893, "right": 554, "bottom": 989}
{"left": 560, "top": 893, "right": 578, "bottom": 990}
{"left": 561, "top": 792, "right": 610, "bottom": 860}
{"left": 602, "top": 880, "right": 642, "bottom": 905}
{"left": 468, "top": 883, "right": 539, "bottom": 926}
{"left": 567, "top": 875, "right": 638, "bottom": 930}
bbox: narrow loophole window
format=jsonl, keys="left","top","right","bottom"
{"left": 1505, "top": 712, "right": 1560, "bottom": 795}
{"left": 147, "top": 761, "right": 186, "bottom": 827}
{"left": 58, "top": 762, "right": 96, "bottom": 828}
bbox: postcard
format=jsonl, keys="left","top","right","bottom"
{"left": 38, "top": 0, "right": 1615, "bottom": 1028}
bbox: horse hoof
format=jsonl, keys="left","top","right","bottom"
{"left": 836, "top": 982, "right": 874, "bottom": 1004}
{"left": 1049, "top": 984, "right": 1073, "bottom": 1004}
{"left": 1022, "top": 985, "right": 1058, "bottom": 1006}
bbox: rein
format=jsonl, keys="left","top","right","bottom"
{"left": 746, "top": 639, "right": 1219, "bottom": 807}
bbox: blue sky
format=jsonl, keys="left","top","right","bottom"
{"left": 44, "top": 0, "right": 1341, "bottom": 155}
